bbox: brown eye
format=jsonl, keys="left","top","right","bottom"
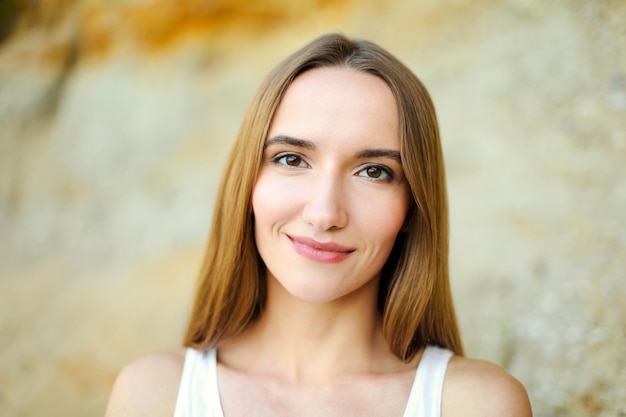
{"left": 366, "top": 166, "right": 383, "bottom": 178}
{"left": 273, "top": 153, "right": 309, "bottom": 168}
{"left": 356, "top": 165, "right": 393, "bottom": 181}
{"left": 285, "top": 155, "right": 303, "bottom": 167}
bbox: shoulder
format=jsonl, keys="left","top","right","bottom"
{"left": 104, "top": 348, "right": 187, "bottom": 417}
{"left": 442, "top": 356, "right": 532, "bottom": 417}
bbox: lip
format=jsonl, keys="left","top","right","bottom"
{"left": 288, "top": 235, "right": 355, "bottom": 263}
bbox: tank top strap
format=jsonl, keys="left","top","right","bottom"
{"left": 175, "top": 345, "right": 451, "bottom": 417}
{"left": 402, "top": 345, "right": 454, "bottom": 417}
{"left": 173, "top": 347, "right": 224, "bottom": 417}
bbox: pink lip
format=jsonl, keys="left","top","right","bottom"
{"left": 288, "top": 235, "right": 355, "bottom": 263}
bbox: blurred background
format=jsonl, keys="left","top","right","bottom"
{"left": 0, "top": 0, "right": 624, "bottom": 416}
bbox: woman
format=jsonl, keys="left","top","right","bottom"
{"left": 105, "top": 33, "right": 532, "bottom": 417}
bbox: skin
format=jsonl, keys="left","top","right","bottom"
{"left": 105, "top": 67, "right": 532, "bottom": 417}
{"left": 252, "top": 65, "right": 411, "bottom": 307}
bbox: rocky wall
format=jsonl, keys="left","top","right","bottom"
{"left": 1, "top": 0, "right": 625, "bottom": 416}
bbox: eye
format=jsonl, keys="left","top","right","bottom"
{"left": 356, "top": 165, "right": 393, "bottom": 181}
{"left": 273, "top": 153, "right": 309, "bottom": 168}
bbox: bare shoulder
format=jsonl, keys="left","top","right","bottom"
{"left": 442, "top": 356, "right": 532, "bottom": 417}
{"left": 104, "top": 348, "right": 187, "bottom": 417}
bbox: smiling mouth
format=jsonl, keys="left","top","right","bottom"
{"left": 287, "top": 235, "right": 355, "bottom": 263}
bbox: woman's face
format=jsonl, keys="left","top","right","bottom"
{"left": 252, "top": 66, "right": 411, "bottom": 304}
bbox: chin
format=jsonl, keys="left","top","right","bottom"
{"left": 280, "top": 282, "right": 346, "bottom": 304}
{"left": 270, "top": 272, "right": 377, "bottom": 306}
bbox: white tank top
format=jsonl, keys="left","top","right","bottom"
{"left": 173, "top": 345, "right": 453, "bottom": 417}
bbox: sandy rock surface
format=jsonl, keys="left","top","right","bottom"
{"left": 1, "top": 1, "right": 625, "bottom": 416}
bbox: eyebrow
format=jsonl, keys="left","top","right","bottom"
{"left": 265, "top": 135, "right": 316, "bottom": 150}
{"left": 356, "top": 149, "right": 402, "bottom": 163}
{"left": 265, "top": 135, "right": 402, "bottom": 163}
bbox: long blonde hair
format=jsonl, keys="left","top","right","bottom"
{"left": 184, "top": 33, "right": 463, "bottom": 360}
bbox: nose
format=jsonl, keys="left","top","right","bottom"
{"left": 301, "top": 171, "right": 348, "bottom": 231}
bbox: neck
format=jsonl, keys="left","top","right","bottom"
{"left": 219, "top": 273, "right": 402, "bottom": 382}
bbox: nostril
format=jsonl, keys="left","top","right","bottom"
{"left": 300, "top": 172, "right": 348, "bottom": 231}
{"left": 302, "top": 200, "right": 348, "bottom": 231}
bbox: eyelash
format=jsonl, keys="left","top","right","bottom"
{"left": 269, "top": 152, "right": 396, "bottom": 182}
{"left": 356, "top": 165, "right": 395, "bottom": 181}
{"left": 271, "top": 153, "right": 310, "bottom": 168}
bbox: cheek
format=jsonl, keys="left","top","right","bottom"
{"left": 251, "top": 178, "right": 273, "bottom": 227}
{"left": 251, "top": 175, "right": 300, "bottom": 228}
{"left": 355, "top": 192, "right": 411, "bottom": 241}
{"left": 381, "top": 208, "right": 409, "bottom": 245}
{"left": 375, "top": 203, "right": 410, "bottom": 267}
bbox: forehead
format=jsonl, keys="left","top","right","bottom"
{"left": 269, "top": 66, "right": 400, "bottom": 149}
